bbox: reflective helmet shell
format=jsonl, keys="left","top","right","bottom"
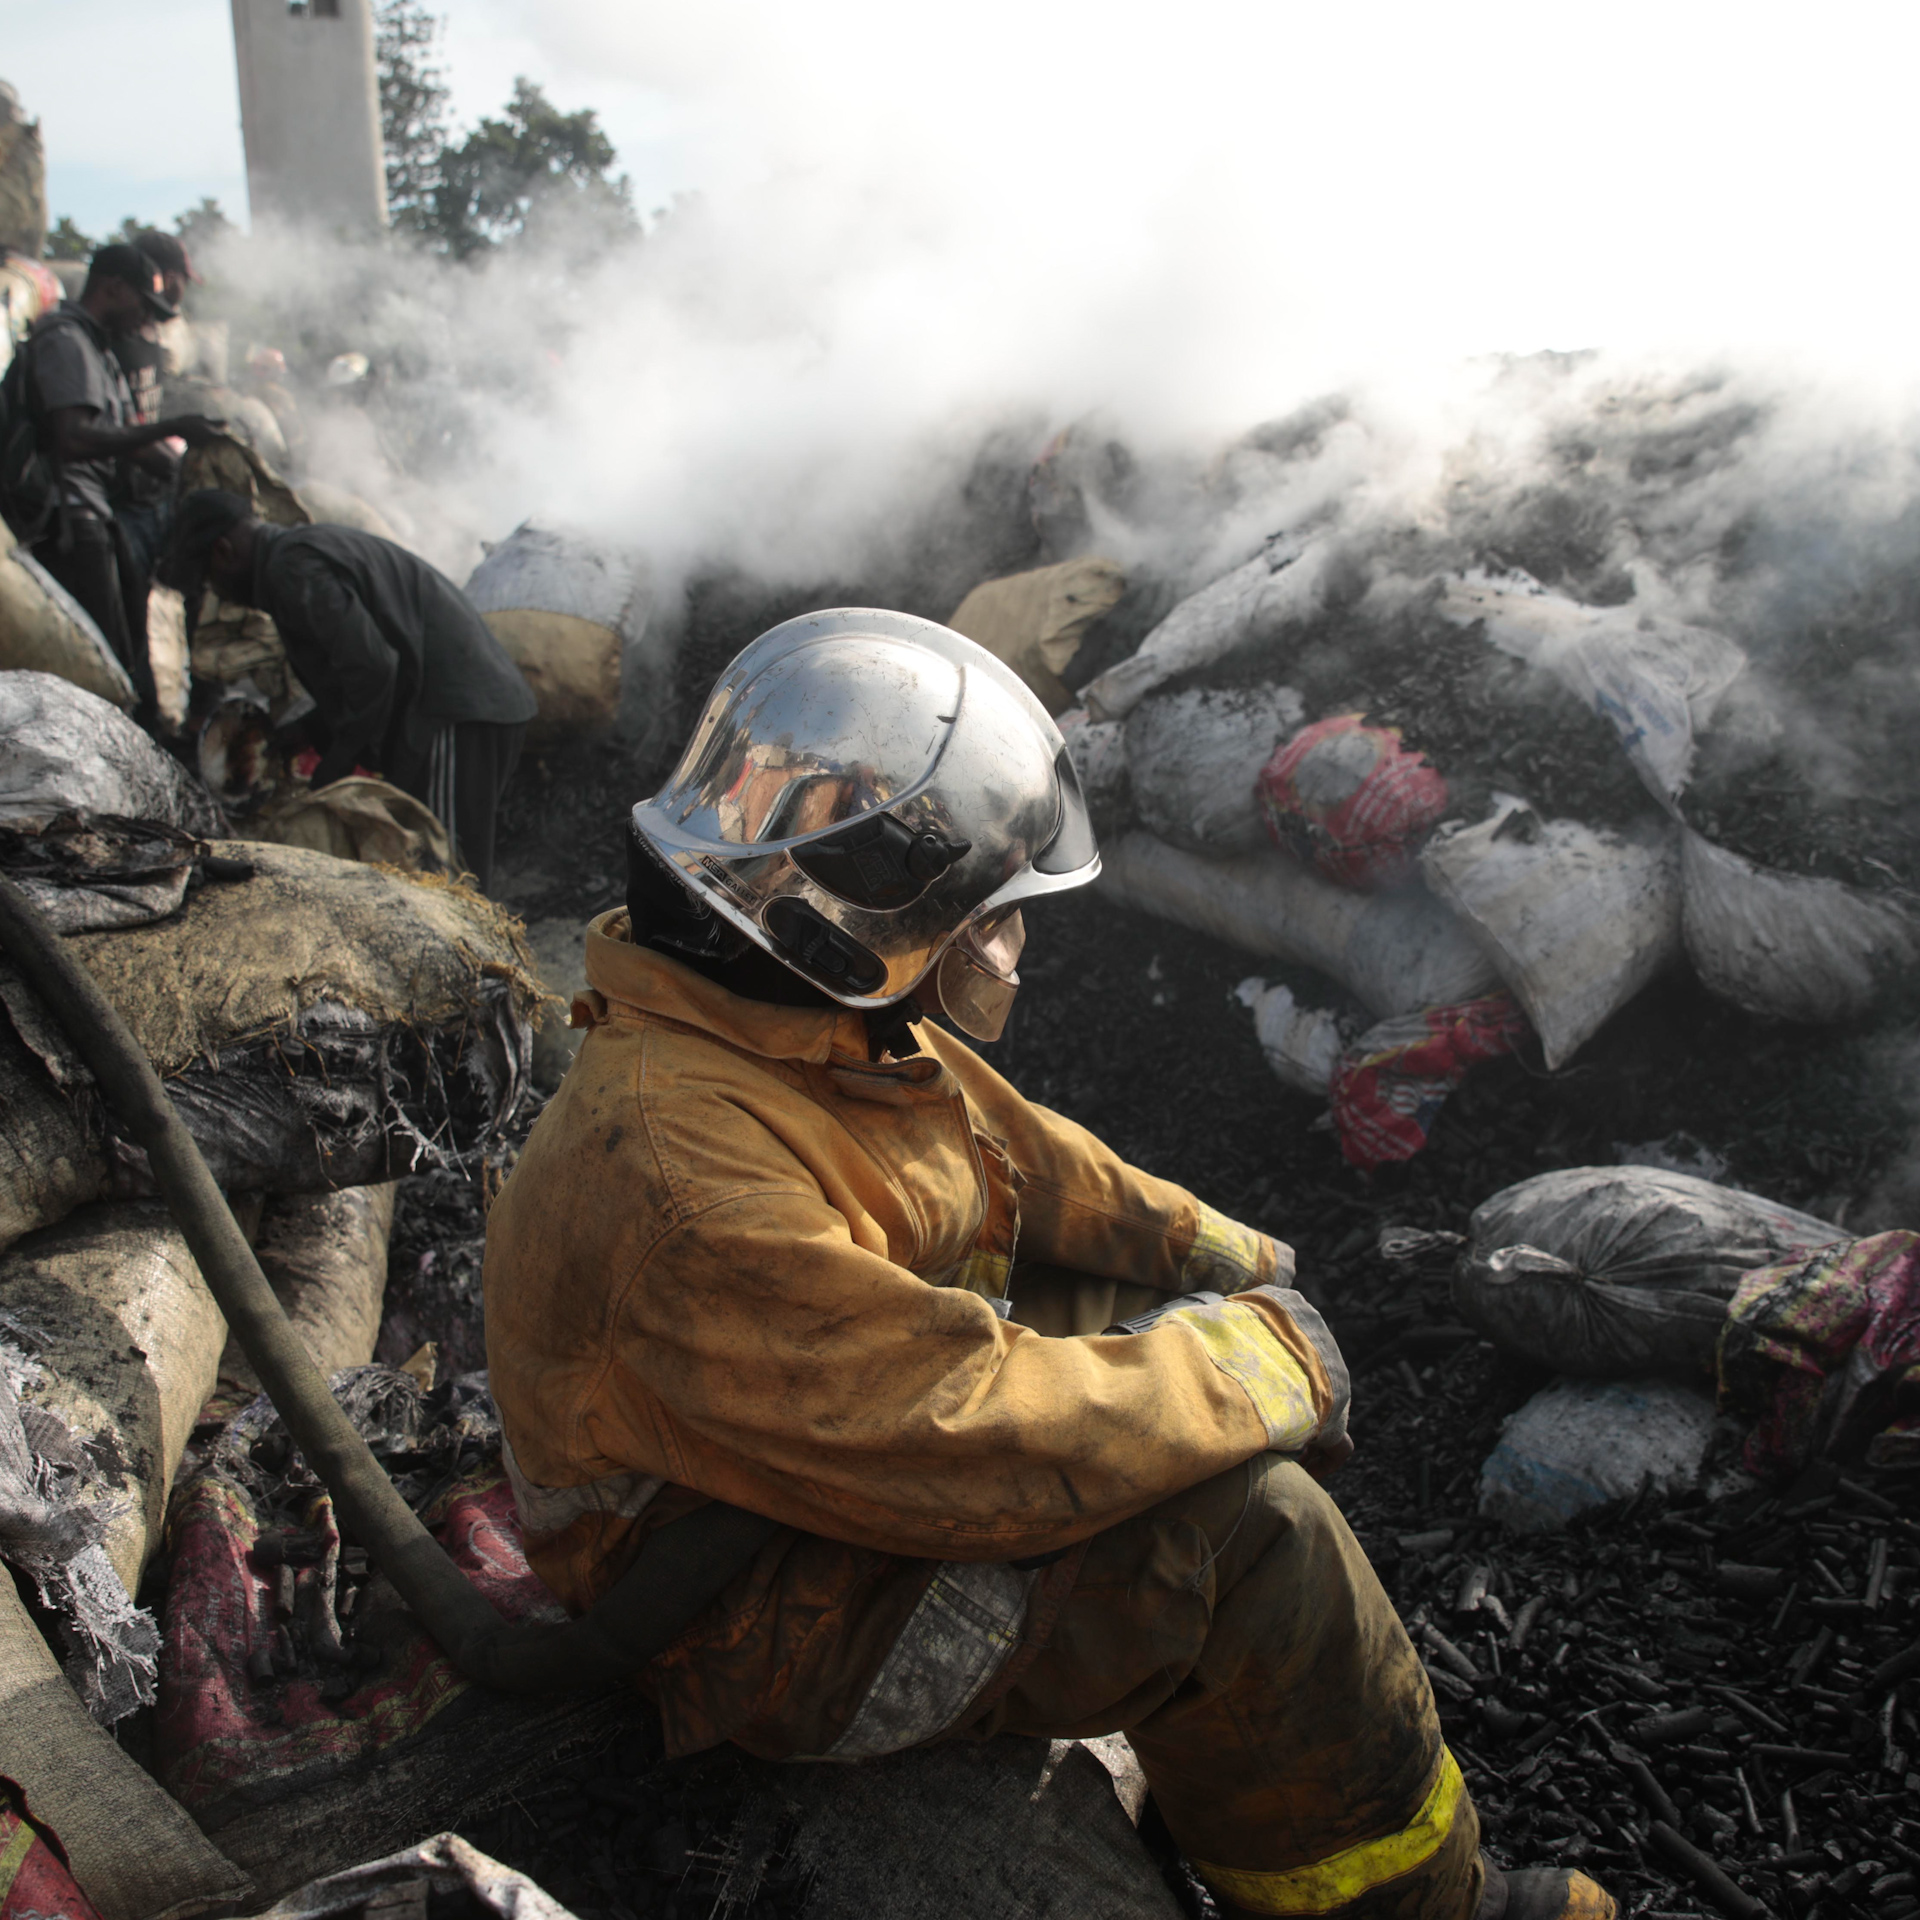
{"left": 630, "top": 608, "right": 1099, "bottom": 1010}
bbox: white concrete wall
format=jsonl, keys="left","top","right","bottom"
{"left": 231, "top": 0, "right": 388, "bottom": 233}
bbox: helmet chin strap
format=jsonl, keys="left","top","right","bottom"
{"left": 864, "top": 995, "right": 925, "bottom": 1063}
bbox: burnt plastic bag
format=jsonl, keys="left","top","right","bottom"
{"left": 1680, "top": 826, "right": 1920, "bottom": 1025}
{"left": 0, "top": 1202, "right": 228, "bottom": 1597}
{"left": 0, "top": 1336, "right": 160, "bottom": 1725}
{"left": 1451, "top": 1166, "right": 1845, "bottom": 1379}
{"left": 948, "top": 557, "right": 1127, "bottom": 714}
{"left": 1438, "top": 568, "right": 1747, "bottom": 807}
{"left": 0, "top": 1577, "right": 251, "bottom": 1920}
{"left": 0, "top": 813, "right": 216, "bottom": 935}
{"left": 1420, "top": 802, "right": 1682, "bottom": 1069}
{"left": 0, "top": 671, "right": 225, "bottom": 836}
{"left": 1478, "top": 1376, "right": 1719, "bottom": 1532}
{"left": 1080, "top": 534, "right": 1329, "bottom": 721}
{"left": 216, "top": 1186, "right": 396, "bottom": 1404}
{"left": 1258, "top": 714, "right": 1448, "bottom": 889}
{"left": 252, "top": 777, "right": 452, "bottom": 875}
{"left": 1720, "top": 1230, "right": 1920, "bottom": 1475}
{"left": 0, "top": 538, "right": 134, "bottom": 709}
{"left": 463, "top": 522, "right": 651, "bottom": 739}
{"left": 254, "top": 1836, "right": 577, "bottom": 1920}
{"left": 1096, "top": 829, "right": 1498, "bottom": 1018}
{"left": 1125, "top": 684, "right": 1306, "bottom": 854}
{"left": 1057, "top": 709, "right": 1130, "bottom": 831}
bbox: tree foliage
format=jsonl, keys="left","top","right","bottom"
{"left": 171, "top": 198, "right": 235, "bottom": 264}
{"left": 43, "top": 214, "right": 94, "bottom": 261}
{"left": 429, "top": 78, "right": 635, "bottom": 259}
{"left": 375, "top": 0, "right": 451, "bottom": 236}
{"left": 44, "top": 201, "right": 233, "bottom": 268}
{"left": 373, "top": 5, "right": 634, "bottom": 260}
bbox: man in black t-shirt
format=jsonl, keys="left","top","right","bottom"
{"left": 23, "top": 243, "right": 220, "bottom": 721}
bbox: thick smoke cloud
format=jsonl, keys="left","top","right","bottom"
{"left": 188, "top": 1, "right": 1920, "bottom": 743}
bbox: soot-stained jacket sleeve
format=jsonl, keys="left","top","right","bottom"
{"left": 929, "top": 1030, "right": 1294, "bottom": 1297}
{"left": 607, "top": 1178, "right": 1306, "bottom": 1561}
{"left": 263, "top": 547, "right": 403, "bottom": 782}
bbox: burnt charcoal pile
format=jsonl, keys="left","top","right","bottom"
{"left": 1337, "top": 1334, "right": 1920, "bottom": 1920}
{"left": 1158, "top": 586, "right": 1658, "bottom": 837}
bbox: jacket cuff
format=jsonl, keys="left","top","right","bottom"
{"left": 1179, "top": 1202, "right": 1298, "bottom": 1292}
{"left": 1232, "top": 1285, "right": 1352, "bottom": 1447}
{"left": 1158, "top": 1293, "right": 1323, "bottom": 1451}
{"left": 1265, "top": 1287, "right": 1350, "bottom": 1444}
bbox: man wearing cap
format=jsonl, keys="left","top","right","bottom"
{"left": 20, "top": 243, "right": 222, "bottom": 721}
{"left": 164, "top": 488, "right": 537, "bottom": 892}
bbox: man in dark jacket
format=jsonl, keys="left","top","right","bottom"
{"left": 166, "top": 489, "right": 537, "bottom": 891}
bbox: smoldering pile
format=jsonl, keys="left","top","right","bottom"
{"left": 970, "top": 365, "right": 1920, "bottom": 1170}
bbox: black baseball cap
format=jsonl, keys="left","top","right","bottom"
{"left": 134, "top": 229, "right": 199, "bottom": 285}
{"left": 88, "top": 242, "right": 179, "bottom": 320}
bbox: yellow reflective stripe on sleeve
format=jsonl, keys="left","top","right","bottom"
{"left": 1190, "top": 1750, "right": 1466, "bottom": 1915}
{"left": 0, "top": 1812, "right": 39, "bottom": 1904}
{"left": 1181, "top": 1203, "right": 1271, "bottom": 1289}
{"left": 1173, "top": 1297, "right": 1319, "bottom": 1451}
{"left": 1190, "top": 1758, "right": 1459, "bottom": 1920}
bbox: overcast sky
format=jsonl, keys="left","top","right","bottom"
{"left": 4, "top": 1, "right": 1918, "bottom": 381}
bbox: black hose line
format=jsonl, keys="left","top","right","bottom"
{"left": 0, "top": 871, "right": 779, "bottom": 1694}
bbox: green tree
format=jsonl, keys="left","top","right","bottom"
{"left": 429, "top": 78, "right": 635, "bottom": 259}
{"left": 376, "top": 0, "right": 451, "bottom": 235}
{"left": 171, "top": 197, "right": 235, "bottom": 263}
{"left": 43, "top": 214, "right": 95, "bottom": 261}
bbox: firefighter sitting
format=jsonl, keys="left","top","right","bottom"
{"left": 483, "top": 609, "right": 1615, "bottom": 1920}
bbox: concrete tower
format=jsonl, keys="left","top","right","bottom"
{"left": 230, "top": 0, "right": 388, "bottom": 232}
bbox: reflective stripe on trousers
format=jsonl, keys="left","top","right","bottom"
{"left": 805, "top": 1560, "right": 1036, "bottom": 1762}
{"left": 1192, "top": 1751, "right": 1468, "bottom": 1914}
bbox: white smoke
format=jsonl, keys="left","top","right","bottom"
{"left": 180, "top": 0, "right": 1920, "bottom": 648}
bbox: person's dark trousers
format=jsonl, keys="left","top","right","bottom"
{"left": 447, "top": 717, "right": 525, "bottom": 895}
{"left": 116, "top": 495, "right": 175, "bottom": 582}
{"left": 32, "top": 509, "right": 157, "bottom": 717}
{"left": 389, "top": 719, "right": 527, "bottom": 895}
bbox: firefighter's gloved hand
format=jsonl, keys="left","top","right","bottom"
{"left": 1105, "top": 1284, "right": 1352, "bottom": 1468}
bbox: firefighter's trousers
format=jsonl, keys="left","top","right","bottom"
{"left": 972, "top": 1456, "right": 1480, "bottom": 1919}
{"left": 689, "top": 1455, "right": 1483, "bottom": 1918}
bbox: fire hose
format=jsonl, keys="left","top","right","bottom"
{"left": 0, "top": 871, "right": 780, "bottom": 1694}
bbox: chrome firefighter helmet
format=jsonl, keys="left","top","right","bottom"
{"left": 629, "top": 608, "right": 1099, "bottom": 1040}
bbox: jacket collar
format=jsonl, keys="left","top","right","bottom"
{"left": 583, "top": 910, "right": 885, "bottom": 1067}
